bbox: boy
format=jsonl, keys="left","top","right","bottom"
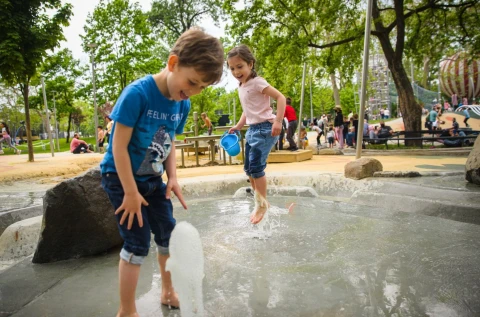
{"left": 200, "top": 112, "right": 212, "bottom": 135}
{"left": 100, "top": 28, "right": 224, "bottom": 317}
{"left": 97, "top": 125, "right": 105, "bottom": 153}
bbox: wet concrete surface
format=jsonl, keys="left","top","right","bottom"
{"left": 1, "top": 192, "right": 480, "bottom": 316}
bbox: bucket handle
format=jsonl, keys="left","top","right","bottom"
{"left": 221, "top": 130, "right": 241, "bottom": 139}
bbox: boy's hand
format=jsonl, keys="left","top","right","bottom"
{"left": 115, "top": 192, "right": 148, "bottom": 230}
{"left": 272, "top": 121, "right": 281, "bottom": 136}
{"left": 166, "top": 178, "right": 188, "bottom": 210}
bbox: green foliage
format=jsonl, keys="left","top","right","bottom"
{"left": 82, "top": 0, "right": 162, "bottom": 102}
{"left": 149, "top": 0, "right": 223, "bottom": 46}
{"left": 0, "top": 0, "right": 73, "bottom": 161}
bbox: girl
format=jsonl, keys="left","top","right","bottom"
{"left": 0, "top": 122, "right": 21, "bottom": 155}
{"left": 227, "top": 45, "right": 286, "bottom": 225}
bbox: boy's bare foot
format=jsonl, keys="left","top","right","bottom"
{"left": 161, "top": 291, "right": 180, "bottom": 309}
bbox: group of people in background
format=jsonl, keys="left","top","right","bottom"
{"left": 0, "top": 121, "right": 21, "bottom": 155}
{"left": 69, "top": 116, "right": 114, "bottom": 154}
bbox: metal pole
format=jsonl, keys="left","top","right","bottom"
{"left": 355, "top": 0, "right": 374, "bottom": 159}
{"left": 41, "top": 76, "right": 55, "bottom": 157}
{"left": 52, "top": 91, "right": 60, "bottom": 151}
{"left": 310, "top": 71, "right": 314, "bottom": 124}
{"left": 233, "top": 97, "right": 237, "bottom": 125}
{"left": 297, "top": 62, "right": 307, "bottom": 147}
{"left": 91, "top": 51, "right": 99, "bottom": 152}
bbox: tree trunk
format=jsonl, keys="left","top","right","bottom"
{"left": 389, "top": 59, "right": 423, "bottom": 146}
{"left": 376, "top": 35, "right": 422, "bottom": 146}
{"left": 21, "top": 83, "right": 34, "bottom": 162}
{"left": 422, "top": 56, "right": 430, "bottom": 89}
{"left": 67, "top": 112, "right": 72, "bottom": 143}
{"left": 330, "top": 73, "right": 340, "bottom": 105}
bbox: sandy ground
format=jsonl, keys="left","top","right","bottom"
{"left": 0, "top": 114, "right": 475, "bottom": 191}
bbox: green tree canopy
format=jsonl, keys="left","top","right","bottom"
{"left": 0, "top": 0, "right": 72, "bottom": 161}
{"left": 82, "top": 0, "right": 162, "bottom": 102}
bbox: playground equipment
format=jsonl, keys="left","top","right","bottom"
{"left": 440, "top": 52, "right": 480, "bottom": 101}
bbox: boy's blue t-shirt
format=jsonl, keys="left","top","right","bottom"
{"left": 100, "top": 75, "right": 190, "bottom": 181}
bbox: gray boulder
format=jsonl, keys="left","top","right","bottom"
{"left": 32, "top": 167, "right": 122, "bottom": 263}
{"left": 345, "top": 157, "right": 383, "bottom": 180}
{"left": 466, "top": 136, "right": 480, "bottom": 185}
{"left": 318, "top": 148, "right": 344, "bottom": 155}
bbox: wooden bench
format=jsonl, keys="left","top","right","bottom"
{"left": 175, "top": 143, "right": 194, "bottom": 167}
{"left": 362, "top": 131, "right": 478, "bottom": 149}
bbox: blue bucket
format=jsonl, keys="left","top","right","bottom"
{"left": 220, "top": 131, "right": 241, "bottom": 156}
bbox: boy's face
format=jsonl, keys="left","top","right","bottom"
{"left": 167, "top": 55, "right": 210, "bottom": 101}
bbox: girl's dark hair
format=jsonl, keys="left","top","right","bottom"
{"left": 1, "top": 122, "right": 10, "bottom": 135}
{"left": 227, "top": 44, "right": 257, "bottom": 84}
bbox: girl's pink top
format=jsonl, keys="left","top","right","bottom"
{"left": 238, "top": 76, "right": 276, "bottom": 125}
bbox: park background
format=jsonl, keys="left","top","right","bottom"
{"left": 1, "top": 0, "right": 479, "bottom": 160}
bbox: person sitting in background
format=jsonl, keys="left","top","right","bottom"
{"left": 363, "top": 119, "right": 369, "bottom": 137}
{"left": 345, "top": 126, "right": 355, "bottom": 148}
{"left": 438, "top": 129, "right": 467, "bottom": 147}
{"left": 368, "top": 125, "right": 381, "bottom": 144}
{"left": 377, "top": 121, "right": 394, "bottom": 139}
{"left": 70, "top": 133, "right": 92, "bottom": 154}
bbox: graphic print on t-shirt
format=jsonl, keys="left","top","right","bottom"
{"left": 136, "top": 126, "right": 172, "bottom": 176}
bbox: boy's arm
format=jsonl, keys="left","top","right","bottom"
{"left": 113, "top": 122, "right": 147, "bottom": 229}
{"left": 164, "top": 142, "right": 187, "bottom": 209}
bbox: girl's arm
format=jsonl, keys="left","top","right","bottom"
{"left": 262, "top": 86, "right": 286, "bottom": 136}
{"left": 229, "top": 113, "right": 246, "bottom": 133}
{"left": 164, "top": 142, "right": 188, "bottom": 209}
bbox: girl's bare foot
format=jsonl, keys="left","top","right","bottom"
{"left": 161, "top": 291, "right": 180, "bottom": 309}
{"left": 251, "top": 192, "right": 269, "bottom": 224}
{"left": 116, "top": 312, "right": 139, "bottom": 317}
{"left": 251, "top": 205, "right": 268, "bottom": 224}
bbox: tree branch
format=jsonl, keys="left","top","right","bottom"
{"left": 277, "top": 0, "right": 310, "bottom": 37}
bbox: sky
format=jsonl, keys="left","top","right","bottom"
{"left": 59, "top": 0, "right": 238, "bottom": 91}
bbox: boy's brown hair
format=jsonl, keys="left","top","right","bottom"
{"left": 170, "top": 28, "right": 224, "bottom": 85}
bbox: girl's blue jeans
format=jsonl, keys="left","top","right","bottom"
{"left": 244, "top": 121, "right": 279, "bottom": 179}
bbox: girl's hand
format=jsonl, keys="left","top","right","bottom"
{"left": 115, "top": 191, "right": 148, "bottom": 230}
{"left": 228, "top": 127, "right": 238, "bottom": 134}
{"left": 166, "top": 178, "right": 188, "bottom": 210}
{"left": 271, "top": 121, "right": 282, "bottom": 136}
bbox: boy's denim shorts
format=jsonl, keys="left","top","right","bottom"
{"left": 244, "top": 121, "right": 279, "bottom": 179}
{"left": 101, "top": 173, "right": 175, "bottom": 264}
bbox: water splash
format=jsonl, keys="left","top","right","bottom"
{"left": 166, "top": 221, "right": 204, "bottom": 317}
{"left": 247, "top": 192, "right": 289, "bottom": 239}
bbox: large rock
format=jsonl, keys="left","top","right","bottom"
{"left": 466, "top": 136, "right": 480, "bottom": 185}
{"left": 32, "top": 167, "right": 122, "bottom": 263}
{"left": 318, "top": 148, "right": 344, "bottom": 155}
{"left": 345, "top": 158, "right": 383, "bottom": 180}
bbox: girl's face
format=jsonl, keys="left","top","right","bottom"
{"left": 228, "top": 55, "right": 253, "bottom": 84}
